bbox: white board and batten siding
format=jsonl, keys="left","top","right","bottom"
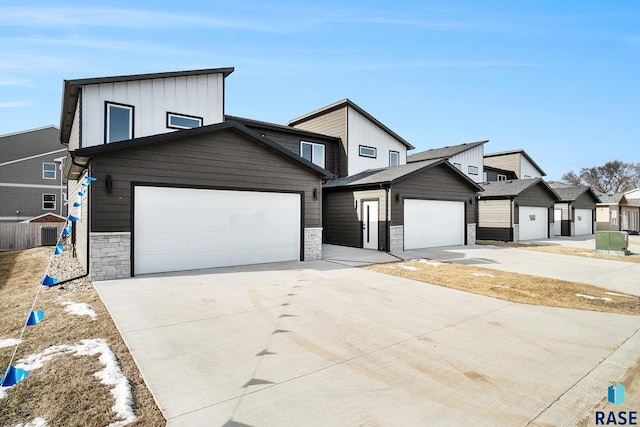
{"left": 80, "top": 74, "right": 225, "bottom": 148}
{"left": 520, "top": 157, "right": 542, "bottom": 179}
{"left": 347, "top": 107, "right": 407, "bottom": 175}
{"left": 448, "top": 145, "right": 484, "bottom": 183}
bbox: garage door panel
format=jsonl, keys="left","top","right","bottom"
{"left": 518, "top": 206, "right": 548, "bottom": 241}
{"left": 134, "top": 187, "right": 301, "bottom": 275}
{"left": 404, "top": 200, "right": 465, "bottom": 250}
{"left": 574, "top": 209, "right": 592, "bottom": 235}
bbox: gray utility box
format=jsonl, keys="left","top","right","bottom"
{"left": 594, "top": 231, "right": 630, "bottom": 255}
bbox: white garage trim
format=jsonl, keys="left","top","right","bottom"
{"left": 518, "top": 206, "right": 548, "bottom": 241}
{"left": 133, "top": 185, "right": 302, "bottom": 275}
{"left": 574, "top": 209, "right": 593, "bottom": 236}
{"left": 404, "top": 199, "right": 465, "bottom": 249}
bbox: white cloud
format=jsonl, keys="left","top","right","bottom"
{"left": 0, "top": 101, "right": 31, "bottom": 108}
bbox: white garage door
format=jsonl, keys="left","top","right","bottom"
{"left": 134, "top": 186, "right": 301, "bottom": 275}
{"left": 404, "top": 200, "right": 465, "bottom": 250}
{"left": 574, "top": 209, "right": 593, "bottom": 235}
{"left": 518, "top": 206, "right": 548, "bottom": 241}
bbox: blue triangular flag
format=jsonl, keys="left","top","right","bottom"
{"left": 73, "top": 201, "right": 83, "bottom": 208}
{"left": 27, "top": 310, "right": 44, "bottom": 326}
{"left": 1, "top": 366, "right": 29, "bottom": 387}
{"left": 81, "top": 181, "right": 90, "bottom": 187}
{"left": 78, "top": 190, "right": 86, "bottom": 196}
{"left": 67, "top": 214, "right": 79, "bottom": 222}
{"left": 84, "top": 176, "right": 97, "bottom": 182}
{"left": 54, "top": 243, "right": 64, "bottom": 255}
{"left": 62, "top": 225, "right": 72, "bottom": 236}
{"left": 41, "top": 274, "right": 59, "bottom": 286}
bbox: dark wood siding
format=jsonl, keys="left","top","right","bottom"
{"left": 90, "top": 129, "right": 322, "bottom": 232}
{"left": 573, "top": 192, "right": 598, "bottom": 209}
{"left": 391, "top": 164, "right": 478, "bottom": 226}
{"left": 323, "top": 190, "right": 360, "bottom": 247}
{"left": 477, "top": 227, "right": 513, "bottom": 241}
{"left": 517, "top": 184, "right": 556, "bottom": 207}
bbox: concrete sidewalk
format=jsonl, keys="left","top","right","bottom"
{"left": 95, "top": 261, "right": 640, "bottom": 426}
{"left": 397, "top": 244, "right": 640, "bottom": 296}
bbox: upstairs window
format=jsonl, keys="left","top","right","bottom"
{"left": 43, "top": 162, "right": 56, "bottom": 180}
{"left": 453, "top": 163, "right": 462, "bottom": 170}
{"left": 389, "top": 151, "right": 399, "bottom": 166}
{"left": 42, "top": 194, "right": 56, "bottom": 210}
{"left": 106, "top": 102, "right": 134, "bottom": 143}
{"left": 167, "top": 112, "right": 203, "bottom": 130}
{"left": 359, "top": 145, "right": 377, "bottom": 158}
{"left": 468, "top": 165, "right": 479, "bottom": 175}
{"left": 497, "top": 174, "right": 507, "bottom": 181}
{"left": 300, "top": 141, "right": 325, "bottom": 168}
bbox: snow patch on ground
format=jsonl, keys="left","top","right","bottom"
{"left": 1, "top": 339, "right": 136, "bottom": 426}
{"left": 491, "top": 284, "right": 510, "bottom": 289}
{"left": 398, "top": 264, "right": 419, "bottom": 271}
{"left": 605, "top": 292, "right": 638, "bottom": 299}
{"left": 576, "top": 294, "right": 613, "bottom": 302}
{"left": 0, "top": 338, "right": 21, "bottom": 349}
{"left": 416, "top": 259, "right": 442, "bottom": 267}
{"left": 473, "top": 272, "right": 495, "bottom": 277}
{"left": 13, "top": 418, "right": 49, "bottom": 427}
{"left": 61, "top": 301, "right": 97, "bottom": 320}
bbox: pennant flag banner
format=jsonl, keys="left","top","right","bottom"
{"left": 1, "top": 366, "right": 29, "bottom": 387}
{"left": 73, "top": 201, "right": 83, "bottom": 208}
{"left": 62, "top": 226, "right": 72, "bottom": 236}
{"left": 54, "top": 243, "right": 64, "bottom": 255}
{"left": 85, "top": 176, "right": 97, "bottom": 182}
{"left": 78, "top": 190, "right": 86, "bottom": 197}
{"left": 41, "top": 275, "right": 59, "bottom": 287}
{"left": 67, "top": 214, "right": 79, "bottom": 222}
{"left": 27, "top": 310, "right": 45, "bottom": 326}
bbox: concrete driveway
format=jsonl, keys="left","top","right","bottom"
{"left": 94, "top": 260, "right": 640, "bottom": 426}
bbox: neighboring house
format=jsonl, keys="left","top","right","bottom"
{"left": 484, "top": 149, "right": 546, "bottom": 179}
{"left": 60, "top": 68, "right": 331, "bottom": 280}
{"left": 547, "top": 182, "right": 600, "bottom": 236}
{"left": 483, "top": 165, "right": 518, "bottom": 182}
{"left": 287, "top": 99, "right": 414, "bottom": 177}
{"left": 477, "top": 178, "right": 560, "bottom": 242}
{"left": 323, "top": 159, "right": 483, "bottom": 251}
{"left": 596, "top": 192, "right": 640, "bottom": 234}
{"left": 226, "top": 115, "right": 342, "bottom": 175}
{"left": 407, "top": 140, "right": 488, "bottom": 183}
{"left": 0, "top": 126, "right": 66, "bottom": 221}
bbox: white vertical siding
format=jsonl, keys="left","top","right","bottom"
{"left": 520, "top": 157, "right": 542, "bottom": 178}
{"left": 448, "top": 145, "right": 484, "bottom": 183}
{"left": 68, "top": 98, "right": 81, "bottom": 151}
{"left": 347, "top": 107, "right": 407, "bottom": 175}
{"left": 80, "top": 73, "right": 225, "bottom": 147}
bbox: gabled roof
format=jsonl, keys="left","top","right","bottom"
{"left": 596, "top": 192, "right": 624, "bottom": 204}
{"left": 287, "top": 98, "right": 415, "bottom": 149}
{"left": 407, "top": 140, "right": 488, "bottom": 163}
{"left": 21, "top": 213, "right": 67, "bottom": 223}
{"left": 479, "top": 178, "right": 559, "bottom": 200}
{"left": 323, "top": 158, "right": 483, "bottom": 191}
{"left": 226, "top": 115, "right": 340, "bottom": 142}
{"left": 484, "top": 149, "right": 547, "bottom": 176}
{"left": 483, "top": 165, "right": 517, "bottom": 175}
{"left": 547, "top": 183, "right": 601, "bottom": 203}
{"left": 60, "top": 67, "right": 235, "bottom": 145}
{"left": 70, "top": 120, "right": 333, "bottom": 179}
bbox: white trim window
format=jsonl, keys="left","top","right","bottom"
{"left": 359, "top": 145, "right": 377, "bottom": 158}
{"left": 106, "top": 102, "right": 134, "bottom": 143}
{"left": 468, "top": 165, "right": 479, "bottom": 175}
{"left": 300, "top": 141, "right": 325, "bottom": 168}
{"left": 389, "top": 150, "right": 400, "bottom": 166}
{"left": 497, "top": 174, "right": 507, "bottom": 181}
{"left": 42, "top": 194, "right": 56, "bottom": 210}
{"left": 454, "top": 163, "right": 462, "bottom": 170}
{"left": 43, "top": 162, "right": 56, "bottom": 180}
{"left": 167, "top": 112, "right": 203, "bottom": 130}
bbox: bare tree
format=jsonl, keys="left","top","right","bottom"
{"left": 561, "top": 160, "right": 640, "bottom": 194}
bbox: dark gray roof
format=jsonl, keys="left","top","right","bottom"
{"left": 479, "top": 178, "right": 559, "bottom": 200}
{"left": 548, "top": 182, "right": 601, "bottom": 203}
{"left": 596, "top": 192, "right": 624, "bottom": 204}
{"left": 226, "top": 115, "right": 340, "bottom": 142}
{"left": 323, "top": 158, "right": 483, "bottom": 191}
{"left": 407, "top": 140, "right": 488, "bottom": 163}
{"left": 288, "top": 98, "right": 415, "bottom": 149}
{"left": 484, "top": 148, "right": 547, "bottom": 176}
{"left": 60, "top": 67, "right": 235, "bottom": 145}
{"left": 71, "top": 120, "right": 333, "bottom": 179}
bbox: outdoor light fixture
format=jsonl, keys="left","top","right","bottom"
{"left": 395, "top": 193, "right": 400, "bottom": 203}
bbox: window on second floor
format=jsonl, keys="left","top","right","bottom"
{"left": 42, "top": 194, "right": 56, "bottom": 210}
{"left": 300, "top": 141, "right": 325, "bottom": 169}
{"left": 43, "top": 162, "right": 56, "bottom": 180}
{"left": 359, "top": 145, "right": 377, "bottom": 158}
{"left": 468, "top": 165, "right": 479, "bottom": 175}
{"left": 497, "top": 174, "right": 507, "bottom": 181}
{"left": 389, "top": 151, "right": 399, "bottom": 166}
{"left": 106, "top": 102, "right": 134, "bottom": 143}
{"left": 453, "top": 163, "right": 462, "bottom": 170}
{"left": 167, "top": 112, "right": 203, "bottom": 130}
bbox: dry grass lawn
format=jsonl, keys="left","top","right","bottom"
{"left": 478, "top": 240, "right": 640, "bottom": 263}
{"left": 365, "top": 260, "right": 640, "bottom": 316}
{"left": 0, "top": 248, "right": 165, "bottom": 426}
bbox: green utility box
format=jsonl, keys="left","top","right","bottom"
{"left": 594, "top": 231, "right": 629, "bottom": 255}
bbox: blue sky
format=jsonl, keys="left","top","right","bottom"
{"left": 1, "top": 1, "right": 638, "bottom": 180}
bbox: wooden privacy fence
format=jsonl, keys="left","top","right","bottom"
{"left": 0, "top": 222, "right": 67, "bottom": 251}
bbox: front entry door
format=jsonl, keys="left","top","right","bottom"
{"left": 362, "top": 200, "right": 379, "bottom": 250}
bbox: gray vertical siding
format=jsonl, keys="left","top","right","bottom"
{"left": 89, "top": 129, "right": 323, "bottom": 232}
{"left": 517, "top": 184, "right": 556, "bottom": 207}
